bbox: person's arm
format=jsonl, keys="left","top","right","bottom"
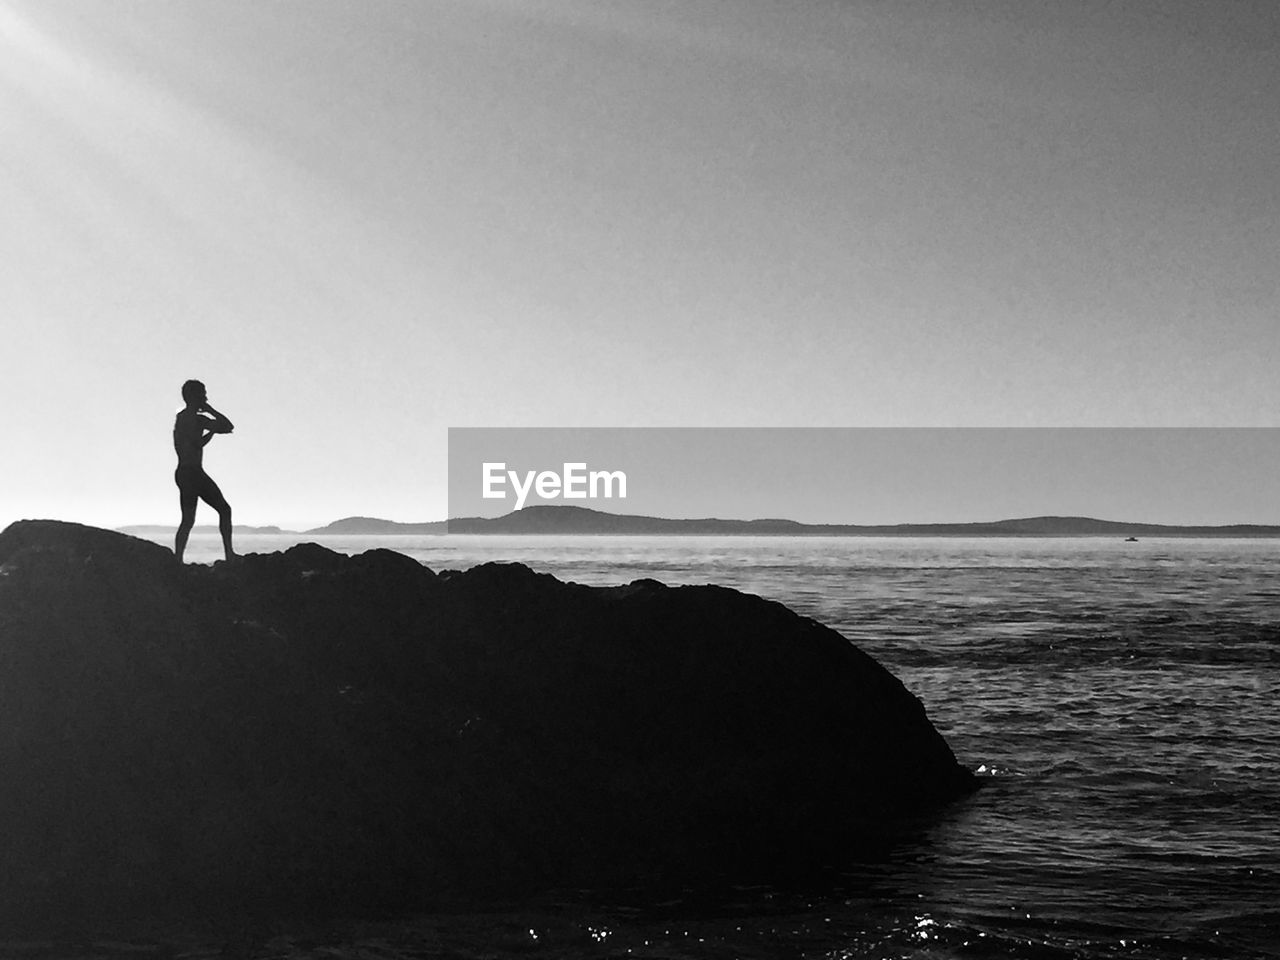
{"left": 199, "top": 404, "right": 235, "bottom": 434}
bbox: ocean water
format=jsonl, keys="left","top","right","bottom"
{"left": 135, "top": 535, "right": 1280, "bottom": 959}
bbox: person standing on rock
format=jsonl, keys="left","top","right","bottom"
{"left": 173, "top": 379, "right": 235, "bottom": 563}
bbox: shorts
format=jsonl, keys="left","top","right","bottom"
{"left": 175, "top": 465, "right": 225, "bottom": 505}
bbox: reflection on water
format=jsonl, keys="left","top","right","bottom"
{"left": 144, "top": 534, "right": 1280, "bottom": 959}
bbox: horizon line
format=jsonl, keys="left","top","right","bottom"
{"left": 100, "top": 505, "right": 1280, "bottom": 534}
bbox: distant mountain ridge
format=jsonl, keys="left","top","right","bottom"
{"left": 308, "top": 505, "right": 1280, "bottom": 537}
{"left": 116, "top": 506, "right": 1280, "bottom": 538}
{"left": 118, "top": 524, "right": 288, "bottom": 536}
{"left": 306, "top": 516, "right": 447, "bottom": 535}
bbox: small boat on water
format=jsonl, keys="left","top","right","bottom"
{"left": 1124, "top": 536, "right": 1139, "bottom": 542}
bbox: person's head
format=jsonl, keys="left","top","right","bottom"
{"left": 181, "top": 380, "right": 207, "bottom": 407}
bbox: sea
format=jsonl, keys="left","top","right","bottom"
{"left": 113, "top": 534, "right": 1280, "bottom": 960}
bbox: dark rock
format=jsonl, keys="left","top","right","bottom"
{"left": 0, "top": 520, "right": 975, "bottom": 925}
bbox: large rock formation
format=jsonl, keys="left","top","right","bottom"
{"left": 0, "top": 520, "right": 975, "bottom": 923}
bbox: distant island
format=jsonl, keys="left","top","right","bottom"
{"left": 307, "top": 516, "right": 447, "bottom": 535}
{"left": 121, "top": 505, "right": 1280, "bottom": 538}
{"left": 118, "top": 523, "right": 290, "bottom": 536}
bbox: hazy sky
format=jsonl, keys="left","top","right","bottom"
{"left": 2, "top": 1, "right": 1277, "bottom": 526}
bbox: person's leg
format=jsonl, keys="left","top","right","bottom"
{"left": 199, "top": 476, "right": 235, "bottom": 562}
{"left": 175, "top": 487, "right": 198, "bottom": 562}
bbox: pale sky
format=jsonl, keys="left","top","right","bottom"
{"left": 2, "top": 1, "right": 1277, "bottom": 527}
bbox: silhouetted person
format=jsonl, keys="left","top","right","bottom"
{"left": 174, "top": 380, "right": 235, "bottom": 563}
